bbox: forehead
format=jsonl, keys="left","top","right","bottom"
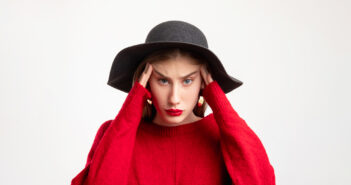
{"left": 153, "top": 55, "right": 200, "bottom": 68}
{"left": 152, "top": 56, "right": 201, "bottom": 77}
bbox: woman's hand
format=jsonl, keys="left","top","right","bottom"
{"left": 138, "top": 62, "right": 153, "bottom": 88}
{"left": 200, "top": 64, "right": 214, "bottom": 89}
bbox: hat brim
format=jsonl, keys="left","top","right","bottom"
{"left": 107, "top": 42, "right": 243, "bottom": 93}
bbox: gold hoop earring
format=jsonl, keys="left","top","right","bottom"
{"left": 197, "top": 96, "right": 204, "bottom": 107}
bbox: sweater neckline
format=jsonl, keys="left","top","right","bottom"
{"left": 139, "top": 113, "right": 214, "bottom": 137}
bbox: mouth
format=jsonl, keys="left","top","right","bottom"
{"left": 165, "top": 109, "right": 183, "bottom": 116}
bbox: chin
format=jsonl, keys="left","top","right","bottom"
{"left": 163, "top": 117, "right": 183, "bottom": 124}
{"left": 161, "top": 114, "right": 187, "bottom": 125}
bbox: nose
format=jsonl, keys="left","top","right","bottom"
{"left": 168, "top": 84, "right": 181, "bottom": 106}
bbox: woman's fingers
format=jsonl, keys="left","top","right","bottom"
{"left": 207, "top": 70, "right": 213, "bottom": 84}
{"left": 200, "top": 64, "right": 213, "bottom": 86}
{"left": 200, "top": 65, "right": 207, "bottom": 86}
{"left": 139, "top": 63, "right": 153, "bottom": 88}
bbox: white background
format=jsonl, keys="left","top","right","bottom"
{"left": 1, "top": 0, "right": 350, "bottom": 184}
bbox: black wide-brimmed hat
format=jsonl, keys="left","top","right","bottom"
{"left": 107, "top": 20, "right": 243, "bottom": 93}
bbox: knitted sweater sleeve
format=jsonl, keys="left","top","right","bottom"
{"left": 71, "top": 81, "right": 151, "bottom": 185}
{"left": 202, "top": 80, "right": 276, "bottom": 185}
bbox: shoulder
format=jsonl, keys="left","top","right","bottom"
{"left": 95, "top": 120, "right": 113, "bottom": 139}
{"left": 86, "top": 120, "right": 113, "bottom": 163}
{"left": 205, "top": 113, "right": 215, "bottom": 123}
{"left": 200, "top": 113, "right": 221, "bottom": 142}
{"left": 203, "top": 113, "right": 219, "bottom": 132}
{"left": 100, "top": 120, "right": 113, "bottom": 129}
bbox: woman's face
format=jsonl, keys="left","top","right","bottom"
{"left": 148, "top": 55, "right": 204, "bottom": 127}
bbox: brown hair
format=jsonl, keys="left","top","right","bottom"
{"left": 132, "top": 48, "right": 210, "bottom": 122}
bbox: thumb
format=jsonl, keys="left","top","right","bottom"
{"left": 201, "top": 80, "right": 205, "bottom": 89}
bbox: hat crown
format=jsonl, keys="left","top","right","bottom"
{"left": 145, "top": 20, "right": 208, "bottom": 48}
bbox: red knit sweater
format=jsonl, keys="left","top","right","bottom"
{"left": 71, "top": 80, "right": 275, "bottom": 185}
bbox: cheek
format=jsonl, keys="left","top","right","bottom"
{"left": 149, "top": 83, "right": 164, "bottom": 108}
{"left": 185, "top": 85, "right": 201, "bottom": 104}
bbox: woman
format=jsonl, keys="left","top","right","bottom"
{"left": 71, "top": 20, "right": 275, "bottom": 185}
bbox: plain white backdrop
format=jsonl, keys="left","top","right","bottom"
{"left": 1, "top": 0, "right": 350, "bottom": 184}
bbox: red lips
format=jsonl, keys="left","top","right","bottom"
{"left": 165, "top": 109, "right": 183, "bottom": 116}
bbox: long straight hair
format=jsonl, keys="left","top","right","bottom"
{"left": 132, "top": 48, "right": 209, "bottom": 123}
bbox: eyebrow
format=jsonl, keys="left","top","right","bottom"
{"left": 153, "top": 69, "right": 198, "bottom": 79}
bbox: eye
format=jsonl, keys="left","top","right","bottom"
{"left": 184, "top": 79, "right": 193, "bottom": 85}
{"left": 158, "top": 78, "right": 168, "bottom": 85}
